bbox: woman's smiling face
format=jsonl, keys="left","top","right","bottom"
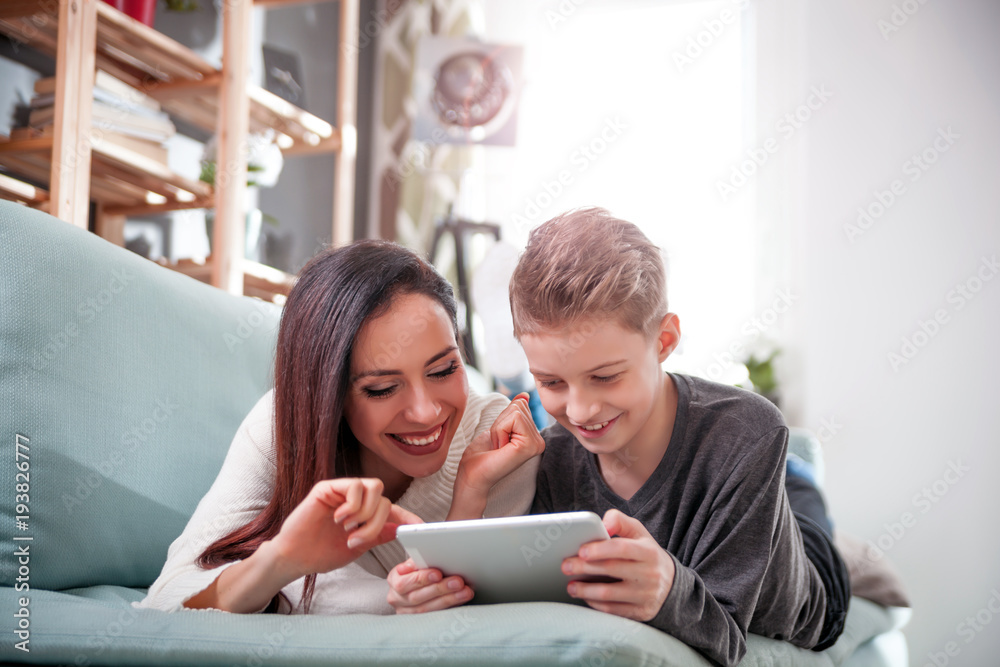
{"left": 344, "top": 292, "right": 469, "bottom": 496}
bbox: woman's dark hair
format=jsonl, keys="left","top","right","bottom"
{"left": 197, "top": 240, "right": 458, "bottom": 611}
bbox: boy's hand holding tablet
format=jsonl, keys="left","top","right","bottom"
{"left": 561, "top": 509, "right": 676, "bottom": 622}
{"left": 390, "top": 512, "right": 614, "bottom": 613}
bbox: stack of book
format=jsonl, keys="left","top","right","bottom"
{"left": 17, "top": 70, "right": 175, "bottom": 165}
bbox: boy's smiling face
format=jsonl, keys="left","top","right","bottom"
{"left": 521, "top": 316, "right": 680, "bottom": 468}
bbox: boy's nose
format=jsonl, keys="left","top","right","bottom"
{"left": 565, "top": 387, "right": 601, "bottom": 424}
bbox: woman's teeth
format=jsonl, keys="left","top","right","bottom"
{"left": 580, "top": 419, "right": 612, "bottom": 431}
{"left": 393, "top": 427, "right": 442, "bottom": 446}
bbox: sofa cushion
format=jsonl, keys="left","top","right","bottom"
{"left": 0, "top": 587, "right": 900, "bottom": 667}
{"left": 0, "top": 201, "right": 280, "bottom": 590}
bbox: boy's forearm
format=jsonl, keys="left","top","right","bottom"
{"left": 183, "top": 540, "right": 300, "bottom": 613}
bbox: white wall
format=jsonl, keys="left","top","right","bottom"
{"left": 786, "top": 1, "right": 1000, "bottom": 665}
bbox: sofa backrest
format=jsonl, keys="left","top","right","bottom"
{"left": 0, "top": 202, "right": 281, "bottom": 590}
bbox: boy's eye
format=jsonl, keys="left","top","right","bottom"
{"left": 429, "top": 360, "right": 460, "bottom": 379}
{"left": 362, "top": 384, "right": 397, "bottom": 399}
{"left": 593, "top": 373, "right": 621, "bottom": 384}
{"left": 537, "top": 378, "right": 563, "bottom": 389}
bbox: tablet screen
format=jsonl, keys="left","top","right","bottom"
{"left": 396, "top": 512, "right": 611, "bottom": 605}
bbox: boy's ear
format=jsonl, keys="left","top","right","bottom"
{"left": 656, "top": 313, "right": 681, "bottom": 363}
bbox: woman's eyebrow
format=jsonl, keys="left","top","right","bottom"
{"left": 424, "top": 346, "right": 459, "bottom": 367}
{"left": 351, "top": 346, "right": 459, "bottom": 382}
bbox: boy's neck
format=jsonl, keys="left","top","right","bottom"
{"left": 597, "top": 372, "right": 678, "bottom": 501}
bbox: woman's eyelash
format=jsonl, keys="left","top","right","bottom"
{"left": 361, "top": 362, "right": 458, "bottom": 398}
{"left": 429, "top": 361, "right": 459, "bottom": 378}
{"left": 362, "top": 385, "right": 396, "bottom": 399}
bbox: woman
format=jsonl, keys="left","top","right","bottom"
{"left": 139, "top": 240, "right": 542, "bottom": 615}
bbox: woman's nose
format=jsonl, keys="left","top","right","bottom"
{"left": 403, "top": 382, "right": 442, "bottom": 425}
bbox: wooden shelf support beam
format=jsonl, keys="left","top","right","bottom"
{"left": 212, "top": 0, "right": 252, "bottom": 295}
{"left": 50, "top": 0, "right": 97, "bottom": 228}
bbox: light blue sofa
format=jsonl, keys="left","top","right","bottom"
{"left": 0, "top": 200, "right": 908, "bottom": 666}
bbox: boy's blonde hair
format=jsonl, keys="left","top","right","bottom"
{"left": 509, "top": 207, "right": 668, "bottom": 339}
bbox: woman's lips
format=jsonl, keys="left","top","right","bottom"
{"left": 388, "top": 419, "right": 449, "bottom": 455}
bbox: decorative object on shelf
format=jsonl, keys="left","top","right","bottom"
{"left": 163, "top": 0, "right": 199, "bottom": 11}
{"left": 200, "top": 131, "right": 284, "bottom": 257}
{"left": 413, "top": 36, "right": 523, "bottom": 147}
{"left": 263, "top": 44, "right": 306, "bottom": 107}
{"left": 199, "top": 130, "right": 284, "bottom": 189}
{"left": 101, "top": 0, "right": 157, "bottom": 27}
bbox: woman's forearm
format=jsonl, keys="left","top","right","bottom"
{"left": 183, "top": 540, "right": 301, "bottom": 613}
{"left": 447, "top": 477, "right": 488, "bottom": 521}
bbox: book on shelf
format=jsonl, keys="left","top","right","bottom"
{"left": 33, "top": 70, "right": 162, "bottom": 113}
{"left": 28, "top": 101, "right": 176, "bottom": 143}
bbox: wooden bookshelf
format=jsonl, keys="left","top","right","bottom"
{"left": 0, "top": 0, "right": 358, "bottom": 299}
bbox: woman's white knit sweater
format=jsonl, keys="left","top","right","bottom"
{"left": 137, "top": 388, "right": 537, "bottom": 615}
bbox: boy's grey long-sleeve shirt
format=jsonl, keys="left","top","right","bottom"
{"left": 531, "top": 373, "right": 827, "bottom": 667}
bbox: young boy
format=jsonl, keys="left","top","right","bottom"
{"left": 506, "top": 208, "right": 849, "bottom": 667}
{"left": 387, "top": 208, "right": 848, "bottom": 667}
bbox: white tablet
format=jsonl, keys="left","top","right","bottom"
{"left": 395, "top": 511, "right": 611, "bottom": 605}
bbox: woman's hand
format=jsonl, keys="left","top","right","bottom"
{"left": 271, "top": 477, "right": 421, "bottom": 581}
{"left": 561, "top": 509, "right": 676, "bottom": 622}
{"left": 386, "top": 558, "right": 473, "bottom": 613}
{"left": 449, "top": 393, "right": 545, "bottom": 520}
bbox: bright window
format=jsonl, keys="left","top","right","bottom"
{"left": 483, "top": 0, "right": 757, "bottom": 382}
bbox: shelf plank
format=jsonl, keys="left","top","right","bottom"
{"left": 0, "top": 135, "right": 211, "bottom": 208}
{"left": 94, "top": 1, "right": 216, "bottom": 79}
{"left": 0, "top": 1, "right": 42, "bottom": 20}
{"left": 163, "top": 257, "right": 293, "bottom": 304}
{"left": 91, "top": 138, "right": 212, "bottom": 199}
{"left": 0, "top": 173, "right": 47, "bottom": 205}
